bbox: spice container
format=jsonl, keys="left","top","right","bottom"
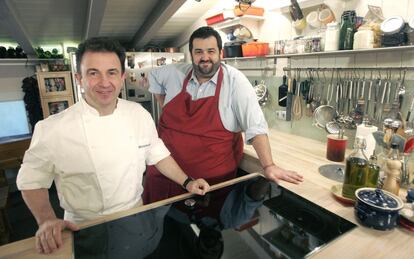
{"left": 325, "top": 22, "right": 340, "bottom": 51}
{"left": 312, "top": 37, "right": 322, "bottom": 52}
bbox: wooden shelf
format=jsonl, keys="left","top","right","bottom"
{"left": 223, "top": 45, "right": 414, "bottom": 61}
{"left": 0, "top": 58, "right": 64, "bottom": 66}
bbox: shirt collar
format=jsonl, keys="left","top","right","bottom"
{"left": 190, "top": 65, "right": 220, "bottom": 85}
{"left": 80, "top": 97, "right": 119, "bottom": 117}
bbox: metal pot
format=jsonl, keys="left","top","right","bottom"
{"left": 223, "top": 41, "right": 245, "bottom": 58}
{"left": 354, "top": 188, "right": 403, "bottom": 231}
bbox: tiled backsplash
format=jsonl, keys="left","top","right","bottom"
{"left": 242, "top": 73, "right": 414, "bottom": 149}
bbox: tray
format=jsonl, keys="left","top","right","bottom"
{"left": 399, "top": 216, "right": 414, "bottom": 232}
{"left": 331, "top": 184, "right": 355, "bottom": 206}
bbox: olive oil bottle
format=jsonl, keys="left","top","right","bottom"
{"left": 342, "top": 136, "right": 369, "bottom": 200}
{"left": 367, "top": 153, "right": 380, "bottom": 188}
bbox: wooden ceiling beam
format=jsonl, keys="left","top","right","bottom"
{"left": 84, "top": 0, "right": 108, "bottom": 40}
{"left": 130, "top": 0, "right": 186, "bottom": 49}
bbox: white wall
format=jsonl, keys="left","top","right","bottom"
{"left": 0, "top": 65, "right": 35, "bottom": 101}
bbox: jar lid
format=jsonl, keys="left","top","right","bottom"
{"left": 327, "top": 22, "right": 338, "bottom": 27}
{"left": 355, "top": 188, "right": 403, "bottom": 211}
{"left": 381, "top": 16, "right": 405, "bottom": 35}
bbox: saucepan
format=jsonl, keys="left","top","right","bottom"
{"left": 354, "top": 188, "right": 404, "bottom": 231}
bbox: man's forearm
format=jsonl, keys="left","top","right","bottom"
{"left": 155, "top": 156, "right": 188, "bottom": 186}
{"left": 251, "top": 134, "right": 274, "bottom": 168}
{"left": 21, "top": 189, "right": 57, "bottom": 225}
{"left": 154, "top": 94, "right": 165, "bottom": 107}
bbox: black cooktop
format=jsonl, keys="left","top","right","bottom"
{"left": 73, "top": 173, "right": 268, "bottom": 259}
{"left": 263, "top": 186, "right": 357, "bottom": 258}
{"left": 73, "top": 174, "right": 356, "bottom": 259}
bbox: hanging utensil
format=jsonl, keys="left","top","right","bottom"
{"left": 398, "top": 69, "right": 406, "bottom": 110}
{"left": 278, "top": 75, "right": 288, "bottom": 107}
{"left": 292, "top": 77, "right": 303, "bottom": 120}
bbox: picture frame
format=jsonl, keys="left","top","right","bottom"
{"left": 37, "top": 71, "right": 74, "bottom": 97}
{"left": 41, "top": 96, "right": 74, "bottom": 118}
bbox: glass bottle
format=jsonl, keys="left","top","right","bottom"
{"left": 325, "top": 22, "right": 340, "bottom": 51}
{"left": 342, "top": 136, "right": 369, "bottom": 200}
{"left": 367, "top": 153, "right": 380, "bottom": 188}
{"left": 339, "top": 11, "right": 356, "bottom": 50}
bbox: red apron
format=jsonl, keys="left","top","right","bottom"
{"left": 143, "top": 66, "right": 243, "bottom": 204}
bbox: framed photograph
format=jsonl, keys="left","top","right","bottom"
{"left": 37, "top": 71, "right": 74, "bottom": 97}
{"left": 41, "top": 96, "right": 74, "bottom": 118}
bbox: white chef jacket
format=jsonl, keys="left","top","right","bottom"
{"left": 17, "top": 98, "right": 170, "bottom": 222}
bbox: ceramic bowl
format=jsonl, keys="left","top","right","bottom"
{"left": 354, "top": 188, "right": 404, "bottom": 231}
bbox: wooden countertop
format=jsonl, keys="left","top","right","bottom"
{"left": 243, "top": 129, "right": 413, "bottom": 259}
{"left": 0, "top": 130, "right": 412, "bottom": 258}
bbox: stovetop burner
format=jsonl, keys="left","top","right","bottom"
{"left": 263, "top": 186, "right": 356, "bottom": 258}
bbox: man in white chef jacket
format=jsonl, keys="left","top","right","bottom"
{"left": 16, "top": 37, "right": 210, "bottom": 255}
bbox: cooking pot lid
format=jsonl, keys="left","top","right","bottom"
{"left": 224, "top": 41, "right": 245, "bottom": 46}
{"left": 381, "top": 16, "right": 404, "bottom": 35}
{"left": 356, "top": 188, "right": 403, "bottom": 210}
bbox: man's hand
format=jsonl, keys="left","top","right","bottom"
{"left": 35, "top": 218, "right": 79, "bottom": 254}
{"left": 186, "top": 178, "right": 210, "bottom": 195}
{"left": 263, "top": 165, "right": 303, "bottom": 184}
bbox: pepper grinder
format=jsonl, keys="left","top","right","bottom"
{"left": 383, "top": 143, "right": 401, "bottom": 195}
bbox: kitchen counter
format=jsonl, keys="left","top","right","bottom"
{"left": 0, "top": 129, "right": 412, "bottom": 258}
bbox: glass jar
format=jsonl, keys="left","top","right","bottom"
{"left": 325, "top": 22, "right": 340, "bottom": 51}
{"left": 284, "top": 40, "right": 297, "bottom": 54}
{"left": 342, "top": 136, "right": 369, "bottom": 200}
{"left": 339, "top": 10, "right": 356, "bottom": 50}
{"left": 304, "top": 38, "right": 313, "bottom": 53}
{"left": 353, "top": 25, "right": 375, "bottom": 49}
{"left": 311, "top": 37, "right": 322, "bottom": 52}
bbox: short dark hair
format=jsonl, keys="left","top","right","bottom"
{"left": 76, "top": 37, "right": 126, "bottom": 73}
{"left": 189, "top": 26, "right": 222, "bottom": 53}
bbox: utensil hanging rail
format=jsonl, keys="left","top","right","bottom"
{"left": 283, "top": 67, "right": 414, "bottom": 71}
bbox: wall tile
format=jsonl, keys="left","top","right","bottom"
{"left": 319, "top": 55, "right": 337, "bottom": 68}
{"left": 402, "top": 50, "right": 414, "bottom": 80}
{"left": 382, "top": 0, "right": 408, "bottom": 20}
{"left": 408, "top": 0, "right": 414, "bottom": 21}
{"left": 303, "top": 57, "right": 320, "bottom": 67}
{"left": 355, "top": 53, "right": 377, "bottom": 67}
{"left": 376, "top": 52, "right": 402, "bottom": 67}
{"left": 290, "top": 58, "right": 306, "bottom": 68}
{"left": 335, "top": 55, "right": 355, "bottom": 67}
